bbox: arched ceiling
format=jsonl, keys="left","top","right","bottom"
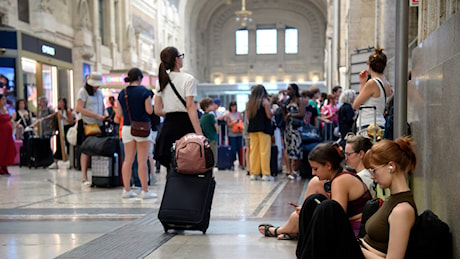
{"left": 177, "top": 0, "right": 328, "bottom": 82}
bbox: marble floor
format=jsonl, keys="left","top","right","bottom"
{"left": 0, "top": 162, "right": 308, "bottom": 259}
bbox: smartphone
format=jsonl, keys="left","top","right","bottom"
{"left": 288, "top": 201, "right": 299, "bottom": 207}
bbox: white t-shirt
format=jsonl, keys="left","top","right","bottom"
{"left": 357, "top": 168, "right": 376, "bottom": 199}
{"left": 77, "top": 87, "right": 105, "bottom": 125}
{"left": 154, "top": 72, "right": 197, "bottom": 113}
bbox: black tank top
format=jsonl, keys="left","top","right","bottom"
{"left": 247, "top": 104, "right": 273, "bottom": 135}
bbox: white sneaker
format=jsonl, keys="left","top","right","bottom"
{"left": 249, "top": 175, "right": 257, "bottom": 181}
{"left": 82, "top": 180, "right": 92, "bottom": 187}
{"left": 48, "top": 162, "right": 58, "bottom": 169}
{"left": 121, "top": 189, "right": 138, "bottom": 198}
{"left": 262, "top": 175, "right": 274, "bottom": 181}
{"left": 141, "top": 190, "right": 158, "bottom": 199}
{"left": 288, "top": 172, "right": 299, "bottom": 180}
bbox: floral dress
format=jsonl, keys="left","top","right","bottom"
{"left": 283, "top": 101, "right": 302, "bottom": 160}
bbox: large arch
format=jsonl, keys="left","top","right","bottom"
{"left": 179, "top": 0, "right": 327, "bottom": 83}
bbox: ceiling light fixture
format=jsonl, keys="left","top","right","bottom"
{"left": 235, "top": 0, "right": 252, "bottom": 27}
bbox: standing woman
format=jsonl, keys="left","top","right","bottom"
{"left": 11, "top": 99, "right": 32, "bottom": 140}
{"left": 154, "top": 47, "right": 202, "bottom": 170}
{"left": 116, "top": 68, "right": 157, "bottom": 199}
{"left": 338, "top": 89, "right": 356, "bottom": 146}
{"left": 76, "top": 72, "right": 108, "bottom": 186}
{"left": 225, "top": 100, "right": 243, "bottom": 168}
{"left": 353, "top": 48, "right": 392, "bottom": 132}
{"left": 283, "top": 83, "right": 305, "bottom": 180}
{"left": 0, "top": 94, "right": 16, "bottom": 176}
{"left": 246, "top": 84, "right": 273, "bottom": 181}
{"left": 49, "top": 98, "right": 75, "bottom": 169}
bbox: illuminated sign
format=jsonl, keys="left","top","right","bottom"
{"left": 103, "top": 73, "right": 152, "bottom": 88}
{"left": 41, "top": 44, "right": 55, "bottom": 56}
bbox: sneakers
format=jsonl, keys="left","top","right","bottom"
{"left": 121, "top": 189, "right": 138, "bottom": 198}
{"left": 141, "top": 190, "right": 158, "bottom": 199}
{"left": 288, "top": 172, "right": 300, "bottom": 180}
{"left": 261, "top": 175, "right": 274, "bottom": 181}
{"left": 249, "top": 174, "right": 258, "bottom": 181}
{"left": 48, "top": 162, "right": 58, "bottom": 169}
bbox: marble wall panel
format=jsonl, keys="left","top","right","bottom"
{"left": 411, "top": 11, "right": 460, "bottom": 258}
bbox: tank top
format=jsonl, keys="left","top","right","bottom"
{"left": 357, "top": 78, "right": 386, "bottom": 127}
{"left": 333, "top": 171, "right": 372, "bottom": 217}
{"left": 363, "top": 191, "right": 417, "bottom": 253}
{"left": 247, "top": 103, "right": 273, "bottom": 135}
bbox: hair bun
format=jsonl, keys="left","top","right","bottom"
{"left": 124, "top": 77, "right": 130, "bottom": 83}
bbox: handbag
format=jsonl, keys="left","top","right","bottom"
{"left": 301, "top": 124, "right": 322, "bottom": 144}
{"left": 124, "top": 88, "right": 151, "bottom": 137}
{"left": 66, "top": 122, "right": 78, "bottom": 146}
{"left": 232, "top": 120, "right": 244, "bottom": 133}
{"left": 80, "top": 136, "right": 119, "bottom": 156}
{"left": 84, "top": 122, "right": 101, "bottom": 136}
{"left": 289, "top": 117, "right": 304, "bottom": 127}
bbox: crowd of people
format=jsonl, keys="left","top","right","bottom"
{"left": 0, "top": 45, "right": 424, "bottom": 257}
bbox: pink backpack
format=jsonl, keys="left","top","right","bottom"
{"left": 172, "top": 133, "right": 215, "bottom": 174}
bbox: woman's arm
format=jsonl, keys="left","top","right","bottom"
{"left": 75, "top": 99, "right": 105, "bottom": 121}
{"left": 263, "top": 98, "right": 272, "bottom": 119}
{"left": 114, "top": 100, "right": 123, "bottom": 119}
{"left": 330, "top": 176, "right": 350, "bottom": 214}
{"left": 154, "top": 95, "right": 165, "bottom": 117}
{"left": 186, "top": 96, "right": 203, "bottom": 135}
{"left": 144, "top": 96, "right": 153, "bottom": 115}
{"left": 385, "top": 203, "right": 416, "bottom": 258}
{"left": 352, "top": 81, "right": 375, "bottom": 110}
{"left": 66, "top": 109, "right": 75, "bottom": 125}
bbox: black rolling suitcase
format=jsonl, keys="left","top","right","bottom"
{"left": 91, "top": 154, "right": 121, "bottom": 187}
{"left": 28, "top": 136, "right": 54, "bottom": 168}
{"left": 158, "top": 169, "right": 216, "bottom": 234}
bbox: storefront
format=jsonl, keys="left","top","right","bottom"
{"left": 0, "top": 28, "right": 73, "bottom": 116}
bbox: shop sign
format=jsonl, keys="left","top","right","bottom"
{"left": 21, "top": 33, "right": 72, "bottom": 63}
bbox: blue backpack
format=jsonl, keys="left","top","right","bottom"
{"left": 405, "top": 210, "right": 453, "bottom": 258}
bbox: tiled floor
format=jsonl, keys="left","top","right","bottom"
{"left": 0, "top": 163, "right": 307, "bottom": 259}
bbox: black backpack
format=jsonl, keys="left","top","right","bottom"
{"left": 405, "top": 210, "right": 453, "bottom": 258}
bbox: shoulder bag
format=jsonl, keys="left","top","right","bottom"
{"left": 125, "top": 88, "right": 151, "bottom": 137}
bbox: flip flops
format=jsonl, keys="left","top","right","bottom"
{"left": 277, "top": 233, "right": 298, "bottom": 240}
{"left": 258, "top": 224, "right": 279, "bottom": 237}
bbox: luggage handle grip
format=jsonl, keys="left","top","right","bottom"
{"left": 359, "top": 105, "right": 377, "bottom": 110}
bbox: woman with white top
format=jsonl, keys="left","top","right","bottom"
{"left": 154, "top": 46, "right": 202, "bottom": 171}
{"left": 352, "top": 48, "right": 392, "bottom": 131}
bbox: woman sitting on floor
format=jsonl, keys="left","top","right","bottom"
{"left": 257, "top": 176, "right": 329, "bottom": 240}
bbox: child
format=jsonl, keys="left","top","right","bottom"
{"left": 199, "top": 98, "right": 218, "bottom": 165}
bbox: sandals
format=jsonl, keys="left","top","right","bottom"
{"left": 258, "top": 224, "right": 279, "bottom": 237}
{"left": 277, "top": 233, "right": 298, "bottom": 240}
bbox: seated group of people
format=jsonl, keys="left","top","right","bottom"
{"left": 258, "top": 134, "right": 418, "bottom": 258}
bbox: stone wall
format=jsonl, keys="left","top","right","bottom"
{"left": 411, "top": 11, "right": 460, "bottom": 258}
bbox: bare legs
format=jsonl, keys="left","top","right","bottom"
{"left": 122, "top": 140, "right": 150, "bottom": 192}
{"left": 258, "top": 176, "right": 329, "bottom": 238}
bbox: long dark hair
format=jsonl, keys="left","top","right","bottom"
{"left": 158, "top": 46, "right": 180, "bottom": 92}
{"left": 308, "top": 142, "right": 345, "bottom": 171}
{"left": 15, "top": 99, "right": 28, "bottom": 111}
{"left": 84, "top": 83, "right": 95, "bottom": 96}
{"left": 246, "top": 84, "right": 268, "bottom": 119}
{"left": 58, "top": 97, "right": 68, "bottom": 111}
